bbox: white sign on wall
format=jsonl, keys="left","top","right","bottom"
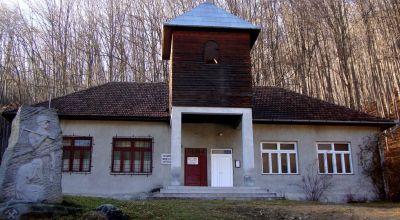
{"left": 187, "top": 157, "right": 199, "bottom": 165}
{"left": 161, "top": 154, "right": 171, "bottom": 165}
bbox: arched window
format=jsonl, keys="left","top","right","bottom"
{"left": 204, "top": 41, "right": 219, "bottom": 64}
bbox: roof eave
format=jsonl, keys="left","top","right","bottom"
{"left": 58, "top": 115, "right": 170, "bottom": 122}
{"left": 1, "top": 111, "right": 170, "bottom": 123}
{"left": 253, "top": 118, "right": 397, "bottom": 129}
{"left": 162, "top": 24, "right": 261, "bottom": 60}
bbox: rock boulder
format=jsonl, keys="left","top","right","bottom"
{"left": 0, "top": 106, "right": 62, "bottom": 203}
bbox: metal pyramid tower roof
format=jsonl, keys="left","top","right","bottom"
{"left": 162, "top": 2, "right": 261, "bottom": 59}
{"left": 164, "top": 2, "right": 260, "bottom": 30}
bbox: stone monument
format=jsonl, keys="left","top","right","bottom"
{"left": 0, "top": 106, "right": 62, "bottom": 204}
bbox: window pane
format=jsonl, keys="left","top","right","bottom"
{"left": 318, "top": 144, "right": 331, "bottom": 151}
{"left": 327, "top": 154, "right": 333, "bottom": 173}
{"left": 262, "top": 153, "right": 270, "bottom": 173}
{"left": 211, "top": 149, "right": 231, "bottom": 154}
{"left": 123, "top": 152, "right": 131, "bottom": 172}
{"left": 63, "top": 138, "right": 72, "bottom": 146}
{"left": 73, "top": 151, "right": 81, "bottom": 171}
{"left": 318, "top": 154, "right": 325, "bottom": 173}
{"left": 115, "top": 140, "right": 131, "bottom": 148}
{"left": 143, "top": 152, "right": 152, "bottom": 173}
{"left": 75, "top": 139, "right": 91, "bottom": 147}
{"left": 112, "top": 138, "right": 152, "bottom": 173}
{"left": 134, "top": 152, "right": 141, "bottom": 173}
{"left": 113, "top": 151, "right": 121, "bottom": 172}
{"left": 290, "top": 154, "right": 297, "bottom": 173}
{"left": 334, "top": 143, "right": 349, "bottom": 151}
{"left": 336, "top": 154, "right": 343, "bottom": 173}
{"left": 280, "top": 143, "right": 295, "bottom": 150}
{"left": 344, "top": 154, "right": 351, "bottom": 173}
{"left": 82, "top": 150, "right": 91, "bottom": 172}
{"left": 281, "top": 153, "right": 288, "bottom": 173}
{"left": 271, "top": 153, "right": 278, "bottom": 173}
{"left": 135, "top": 140, "right": 151, "bottom": 148}
{"left": 262, "top": 143, "right": 277, "bottom": 150}
{"left": 62, "top": 150, "right": 70, "bottom": 171}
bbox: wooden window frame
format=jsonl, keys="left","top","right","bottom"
{"left": 316, "top": 142, "right": 353, "bottom": 175}
{"left": 62, "top": 136, "right": 93, "bottom": 173}
{"left": 111, "top": 137, "right": 153, "bottom": 174}
{"left": 260, "top": 142, "right": 299, "bottom": 175}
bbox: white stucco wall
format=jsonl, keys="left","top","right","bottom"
{"left": 253, "top": 124, "right": 380, "bottom": 202}
{"left": 60, "top": 120, "right": 171, "bottom": 199}
{"left": 60, "top": 119, "right": 380, "bottom": 202}
{"left": 182, "top": 123, "right": 379, "bottom": 202}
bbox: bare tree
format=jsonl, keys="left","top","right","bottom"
{"left": 298, "top": 162, "right": 333, "bottom": 201}
{"left": 0, "top": 0, "right": 398, "bottom": 125}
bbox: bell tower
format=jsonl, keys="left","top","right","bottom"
{"left": 162, "top": 2, "right": 260, "bottom": 108}
{"left": 162, "top": 2, "right": 260, "bottom": 187}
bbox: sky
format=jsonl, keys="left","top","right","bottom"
{"left": 2, "top": 0, "right": 20, "bottom": 7}
{"left": 2, "top": 0, "right": 30, "bottom": 11}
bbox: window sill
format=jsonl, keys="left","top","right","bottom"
{"left": 62, "top": 171, "right": 91, "bottom": 174}
{"left": 318, "top": 173, "right": 354, "bottom": 175}
{"left": 110, "top": 172, "right": 152, "bottom": 176}
{"left": 262, "top": 173, "right": 300, "bottom": 175}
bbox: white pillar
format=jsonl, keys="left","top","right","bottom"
{"left": 242, "top": 109, "right": 255, "bottom": 186}
{"left": 170, "top": 108, "right": 182, "bottom": 186}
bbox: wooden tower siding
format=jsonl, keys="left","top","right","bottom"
{"left": 170, "top": 31, "right": 252, "bottom": 108}
{"left": 0, "top": 116, "right": 11, "bottom": 163}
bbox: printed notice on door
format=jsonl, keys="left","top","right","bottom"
{"left": 187, "top": 157, "right": 199, "bottom": 165}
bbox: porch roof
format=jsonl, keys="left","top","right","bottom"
{"left": 2, "top": 82, "right": 395, "bottom": 128}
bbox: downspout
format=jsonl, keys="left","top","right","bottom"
{"left": 383, "top": 131, "right": 389, "bottom": 199}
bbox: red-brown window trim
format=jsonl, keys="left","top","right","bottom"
{"left": 62, "top": 136, "right": 93, "bottom": 172}
{"left": 111, "top": 137, "right": 153, "bottom": 174}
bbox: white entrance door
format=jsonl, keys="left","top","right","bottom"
{"left": 211, "top": 149, "right": 233, "bottom": 187}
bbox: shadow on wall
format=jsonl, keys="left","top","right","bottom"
{"left": 385, "top": 128, "right": 400, "bottom": 201}
{"left": 0, "top": 116, "right": 11, "bottom": 163}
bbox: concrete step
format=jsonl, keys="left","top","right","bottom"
{"left": 165, "top": 186, "right": 266, "bottom": 190}
{"left": 152, "top": 192, "right": 283, "bottom": 200}
{"left": 161, "top": 186, "right": 273, "bottom": 194}
{"left": 153, "top": 186, "right": 283, "bottom": 200}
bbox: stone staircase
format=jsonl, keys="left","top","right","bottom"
{"left": 152, "top": 186, "right": 283, "bottom": 200}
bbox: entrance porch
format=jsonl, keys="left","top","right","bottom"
{"left": 170, "top": 107, "right": 256, "bottom": 187}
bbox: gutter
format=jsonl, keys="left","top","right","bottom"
{"left": 253, "top": 119, "right": 396, "bottom": 128}
{"left": 57, "top": 115, "right": 170, "bottom": 122}
{"left": 1, "top": 112, "right": 170, "bottom": 123}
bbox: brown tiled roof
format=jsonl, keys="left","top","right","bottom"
{"left": 253, "top": 86, "right": 392, "bottom": 124}
{"left": 8, "top": 82, "right": 169, "bottom": 121}
{"left": 2, "top": 82, "right": 395, "bottom": 127}
{"left": 0, "top": 103, "right": 19, "bottom": 114}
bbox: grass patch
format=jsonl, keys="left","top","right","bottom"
{"left": 62, "top": 196, "right": 400, "bottom": 220}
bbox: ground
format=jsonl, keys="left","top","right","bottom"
{"left": 60, "top": 196, "right": 400, "bottom": 220}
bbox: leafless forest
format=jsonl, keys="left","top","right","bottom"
{"left": 0, "top": 0, "right": 399, "bottom": 119}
